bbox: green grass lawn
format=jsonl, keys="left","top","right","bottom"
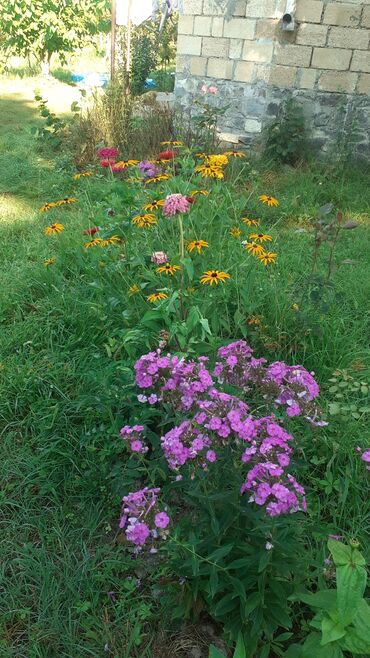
{"left": 0, "top": 76, "right": 369, "bottom": 658}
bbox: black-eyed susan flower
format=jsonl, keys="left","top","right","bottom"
{"left": 247, "top": 315, "right": 262, "bottom": 326}
{"left": 147, "top": 292, "right": 168, "bottom": 303}
{"left": 126, "top": 177, "right": 142, "bottom": 184}
{"left": 143, "top": 199, "right": 165, "bottom": 211}
{"left": 249, "top": 233, "right": 272, "bottom": 243}
{"left": 44, "top": 257, "right": 56, "bottom": 266}
{"left": 116, "top": 159, "right": 139, "bottom": 167}
{"left": 200, "top": 270, "right": 230, "bottom": 286}
{"left": 131, "top": 213, "right": 157, "bottom": 228}
{"left": 160, "top": 140, "right": 183, "bottom": 146}
{"left": 189, "top": 190, "right": 209, "bottom": 197}
{"left": 72, "top": 172, "right": 92, "bottom": 180}
{"left": 223, "top": 151, "right": 246, "bottom": 158}
{"left": 258, "top": 251, "right": 277, "bottom": 266}
{"left": 144, "top": 174, "right": 171, "bottom": 185}
{"left": 43, "top": 223, "right": 65, "bottom": 235}
{"left": 39, "top": 202, "right": 57, "bottom": 212}
{"left": 230, "top": 227, "right": 242, "bottom": 238}
{"left": 241, "top": 217, "right": 259, "bottom": 227}
{"left": 100, "top": 235, "right": 121, "bottom": 246}
{"left": 84, "top": 238, "right": 103, "bottom": 249}
{"left": 156, "top": 263, "right": 181, "bottom": 276}
{"left": 258, "top": 194, "right": 279, "bottom": 207}
{"left": 57, "top": 197, "right": 77, "bottom": 206}
{"left": 244, "top": 241, "right": 265, "bottom": 256}
{"left": 205, "top": 154, "right": 228, "bottom": 167}
{"left": 128, "top": 284, "right": 140, "bottom": 296}
{"left": 187, "top": 239, "right": 209, "bottom": 254}
{"left": 195, "top": 164, "right": 224, "bottom": 179}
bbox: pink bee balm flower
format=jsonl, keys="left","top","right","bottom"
{"left": 154, "top": 512, "right": 170, "bottom": 529}
{"left": 151, "top": 251, "right": 168, "bottom": 265}
{"left": 163, "top": 194, "right": 190, "bottom": 217}
{"left": 97, "top": 147, "right": 118, "bottom": 158}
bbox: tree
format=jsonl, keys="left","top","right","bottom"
{"left": 0, "top": 0, "right": 110, "bottom": 73}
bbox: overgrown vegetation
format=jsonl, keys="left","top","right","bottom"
{"left": 0, "top": 74, "right": 369, "bottom": 658}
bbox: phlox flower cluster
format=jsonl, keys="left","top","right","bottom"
{"left": 120, "top": 424, "right": 148, "bottom": 454}
{"left": 240, "top": 419, "right": 306, "bottom": 517}
{"left": 138, "top": 160, "right": 160, "bottom": 179}
{"left": 214, "top": 341, "right": 322, "bottom": 424}
{"left": 162, "top": 193, "right": 190, "bottom": 217}
{"left": 119, "top": 487, "right": 170, "bottom": 551}
{"left": 356, "top": 447, "right": 370, "bottom": 470}
{"left": 161, "top": 420, "right": 215, "bottom": 471}
{"left": 134, "top": 351, "right": 213, "bottom": 411}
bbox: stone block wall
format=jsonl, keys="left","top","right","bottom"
{"left": 175, "top": 0, "right": 370, "bottom": 156}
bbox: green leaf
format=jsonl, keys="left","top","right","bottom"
{"left": 208, "top": 544, "right": 234, "bottom": 563}
{"left": 296, "top": 590, "right": 337, "bottom": 610}
{"left": 283, "top": 644, "right": 303, "bottom": 658}
{"left": 327, "top": 540, "right": 352, "bottom": 565}
{"left": 244, "top": 591, "right": 261, "bottom": 616}
{"left": 336, "top": 563, "right": 366, "bottom": 625}
{"left": 321, "top": 617, "right": 346, "bottom": 645}
{"left": 209, "top": 645, "right": 226, "bottom": 658}
{"left": 180, "top": 257, "right": 194, "bottom": 282}
{"left": 342, "top": 599, "right": 370, "bottom": 653}
{"left": 302, "top": 632, "right": 343, "bottom": 658}
{"left": 233, "top": 632, "right": 246, "bottom": 658}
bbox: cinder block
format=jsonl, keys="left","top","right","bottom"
{"left": 351, "top": 50, "right": 370, "bottom": 73}
{"left": 312, "top": 47, "right": 352, "bottom": 70}
{"left": 176, "top": 56, "right": 189, "bottom": 74}
{"left": 242, "top": 41, "right": 274, "bottom": 63}
{"left": 328, "top": 27, "right": 369, "bottom": 50}
{"left": 268, "top": 65, "right": 297, "bottom": 87}
{"left": 233, "top": 1, "right": 247, "bottom": 16}
{"left": 194, "top": 16, "right": 212, "bottom": 36}
{"left": 207, "top": 58, "right": 233, "bottom": 79}
{"left": 177, "top": 35, "right": 203, "bottom": 56}
{"left": 318, "top": 70, "right": 358, "bottom": 92}
{"left": 190, "top": 56, "right": 208, "bottom": 75}
{"left": 202, "top": 36, "right": 229, "bottom": 57}
{"left": 229, "top": 39, "right": 244, "bottom": 59}
{"left": 362, "top": 7, "right": 370, "bottom": 29}
{"left": 255, "top": 19, "right": 279, "bottom": 38}
{"left": 275, "top": 44, "right": 312, "bottom": 67}
{"left": 298, "top": 68, "right": 318, "bottom": 89}
{"left": 178, "top": 15, "right": 194, "bottom": 35}
{"left": 212, "top": 17, "right": 224, "bottom": 37}
{"left": 223, "top": 18, "right": 256, "bottom": 39}
{"left": 203, "top": 0, "right": 225, "bottom": 15}
{"left": 233, "top": 60, "right": 255, "bottom": 81}
{"left": 182, "top": 0, "right": 203, "bottom": 15}
{"left": 357, "top": 73, "right": 370, "bottom": 94}
{"left": 323, "top": 3, "right": 361, "bottom": 26}
{"left": 296, "top": 23, "right": 328, "bottom": 47}
{"left": 296, "top": 0, "right": 324, "bottom": 23}
{"left": 245, "top": 0, "right": 278, "bottom": 18}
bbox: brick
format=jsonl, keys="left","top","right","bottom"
{"left": 177, "top": 35, "right": 203, "bottom": 56}
{"left": 202, "top": 36, "right": 229, "bottom": 57}
{"left": 242, "top": 41, "right": 274, "bottom": 62}
{"left": 351, "top": 50, "right": 370, "bottom": 72}
{"left": 229, "top": 39, "right": 244, "bottom": 59}
{"left": 318, "top": 70, "right": 358, "bottom": 92}
{"left": 296, "top": 23, "right": 328, "bottom": 47}
{"left": 275, "top": 44, "right": 312, "bottom": 67}
{"left": 297, "top": 68, "right": 318, "bottom": 89}
{"left": 233, "top": 60, "right": 255, "bottom": 81}
{"left": 178, "top": 15, "right": 194, "bottom": 35}
{"left": 245, "top": 0, "right": 278, "bottom": 18}
{"left": 182, "top": 0, "right": 203, "bottom": 15}
{"left": 323, "top": 3, "right": 361, "bottom": 26}
{"left": 207, "top": 57, "right": 233, "bottom": 79}
{"left": 268, "top": 65, "right": 297, "bottom": 87}
{"left": 362, "top": 7, "right": 370, "bottom": 28}
{"left": 244, "top": 118, "right": 262, "bottom": 133}
{"left": 357, "top": 73, "right": 370, "bottom": 94}
{"left": 176, "top": 56, "right": 189, "bottom": 74}
{"left": 296, "top": 1, "right": 324, "bottom": 23}
{"left": 194, "top": 16, "right": 212, "bottom": 36}
{"left": 190, "top": 56, "right": 208, "bottom": 75}
{"left": 256, "top": 19, "right": 279, "bottom": 38}
{"left": 328, "top": 27, "right": 369, "bottom": 50}
{"left": 223, "top": 18, "right": 256, "bottom": 39}
{"left": 312, "top": 47, "right": 352, "bottom": 70}
{"left": 211, "top": 17, "right": 224, "bottom": 37}
{"left": 218, "top": 132, "right": 240, "bottom": 143}
{"left": 233, "top": 1, "right": 247, "bottom": 16}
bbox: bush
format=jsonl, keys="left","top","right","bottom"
{"left": 264, "top": 98, "right": 308, "bottom": 166}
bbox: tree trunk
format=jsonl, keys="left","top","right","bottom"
{"left": 40, "top": 51, "right": 52, "bottom": 76}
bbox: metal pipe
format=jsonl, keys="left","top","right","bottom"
{"left": 281, "top": 0, "right": 297, "bottom": 31}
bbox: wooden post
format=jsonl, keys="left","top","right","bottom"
{"left": 111, "top": 0, "right": 116, "bottom": 79}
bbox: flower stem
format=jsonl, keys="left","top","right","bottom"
{"left": 178, "top": 215, "right": 186, "bottom": 321}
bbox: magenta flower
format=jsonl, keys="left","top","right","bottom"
{"left": 154, "top": 512, "right": 170, "bottom": 529}
{"left": 126, "top": 521, "right": 150, "bottom": 546}
{"left": 151, "top": 251, "right": 168, "bottom": 265}
{"left": 361, "top": 450, "right": 370, "bottom": 462}
{"left": 163, "top": 194, "right": 190, "bottom": 217}
{"left": 97, "top": 147, "right": 118, "bottom": 158}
